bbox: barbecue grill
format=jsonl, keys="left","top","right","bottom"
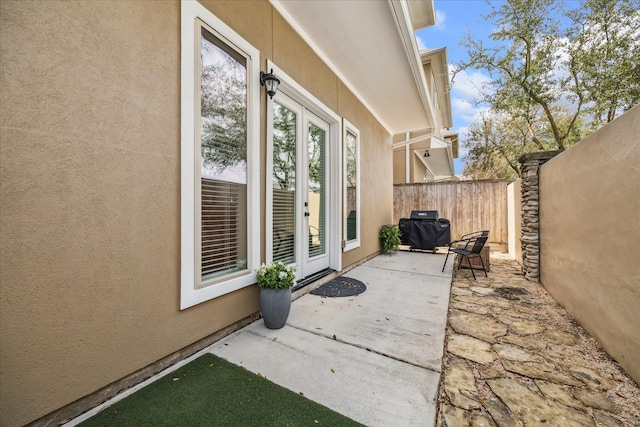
{"left": 399, "top": 210, "right": 450, "bottom": 251}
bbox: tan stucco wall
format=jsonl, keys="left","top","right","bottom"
{"left": 392, "top": 133, "right": 432, "bottom": 185}
{"left": 0, "top": 1, "right": 393, "bottom": 425}
{"left": 411, "top": 151, "right": 428, "bottom": 182}
{"left": 337, "top": 80, "right": 394, "bottom": 269}
{"left": 539, "top": 105, "right": 640, "bottom": 384}
{"left": 393, "top": 145, "right": 406, "bottom": 184}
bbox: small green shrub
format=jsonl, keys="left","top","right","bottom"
{"left": 379, "top": 225, "right": 401, "bottom": 253}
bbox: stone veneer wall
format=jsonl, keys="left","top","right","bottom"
{"left": 517, "top": 151, "right": 561, "bottom": 281}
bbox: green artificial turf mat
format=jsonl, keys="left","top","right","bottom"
{"left": 79, "top": 353, "right": 364, "bottom": 426}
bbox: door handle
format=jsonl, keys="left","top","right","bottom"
{"left": 304, "top": 212, "right": 310, "bottom": 217}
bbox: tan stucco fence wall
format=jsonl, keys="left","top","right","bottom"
{"left": 0, "top": 1, "right": 392, "bottom": 425}
{"left": 539, "top": 105, "right": 640, "bottom": 384}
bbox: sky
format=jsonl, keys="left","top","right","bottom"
{"left": 414, "top": 1, "right": 501, "bottom": 175}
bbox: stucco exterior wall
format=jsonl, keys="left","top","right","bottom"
{"left": 337, "top": 80, "right": 394, "bottom": 269}
{"left": 0, "top": 1, "right": 393, "bottom": 425}
{"left": 393, "top": 146, "right": 406, "bottom": 184}
{"left": 392, "top": 132, "right": 432, "bottom": 185}
{"left": 539, "top": 105, "right": 640, "bottom": 384}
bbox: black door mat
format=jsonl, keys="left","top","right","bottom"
{"left": 310, "top": 277, "right": 366, "bottom": 297}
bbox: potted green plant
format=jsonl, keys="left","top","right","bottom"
{"left": 379, "top": 224, "right": 401, "bottom": 253}
{"left": 256, "top": 261, "right": 297, "bottom": 329}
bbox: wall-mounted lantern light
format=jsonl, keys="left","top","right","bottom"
{"left": 260, "top": 69, "right": 280, "bottom": 99}
{"left": 424, "top": 150, "right": 430, "bottom": 158}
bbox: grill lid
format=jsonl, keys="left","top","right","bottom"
{"left": 409, "top": 210, "right": 438, "bottom": 220}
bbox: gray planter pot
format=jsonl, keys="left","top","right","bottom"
{"left": 259, "top": 287, "right": 292, "bottom": 329}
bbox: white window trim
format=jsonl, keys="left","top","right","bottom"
{"left": 265, "top": 60, "right": 342, "bottom": 275}
{"left": 343, "top": 119, "right": 361, "bottom": 252}
{"left": 180, "top": 1, "right": 260, "bottom": 309}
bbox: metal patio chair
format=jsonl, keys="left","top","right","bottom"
{"left": 449, "top": 235, "right": 489, "bottom": 280}
{"left": 441, "top": 230, "right": 489, "bottom": 274}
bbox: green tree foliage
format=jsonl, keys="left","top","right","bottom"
{"left": 272, "top": 104, "right": 297, "bottom": 190}
{"left": 201, "top": 56, "right": 247, "bottom": 173}
{"left": 463, "top": 112, "right": 531, "bottom": 180}
{"left": 568, "top": 0, "right": 640, "bottom": 127}
{"left": 345, "top": 133, "right": 357, "bottom": 188}
{"left": 458, "top": 0, "right": 639, "bottom": 178}
{"left": 272, "top": 107, "right": 326, "bottom": 191}
{"left": 307, "top": 124, "right": 325, "bottom": 191}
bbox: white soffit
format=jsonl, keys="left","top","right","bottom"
{"left": 271, "top": 0, "right": 435, "bottom": 135}
{"left": 417, "top": 148, "right": 454, "bottom": 178}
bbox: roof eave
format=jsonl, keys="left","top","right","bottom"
{"left": 420, "top": 48, "right": 453, "bottom": 129}
{"left": 271, "top": 0, "right": 437, "bottom": 135}
{"left": 388, "top": 0, "right": 437, "bottom": 131}
{"left": 407, "top": 0, "right": 436, "bottom": 29}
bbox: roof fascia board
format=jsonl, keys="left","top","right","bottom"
{"left": 436, "top": 49, "right": 453, "bottom": 128}
{"left": 421, "top": 48, "right": 453, "bottom": 128}
{"left": 408, "top": 0, "right": 436, "bottom": 29}
{"left": 446, "top": 143, "right": 455, "bottom": 175}
{"left": 270, "top": 0, "right": 394, "bottom": 136}
{"left": 444, "top": 131, "right": 459, "bottom": 158}
{"left": 388, "top": 0, "right": 437, "bottom": 129}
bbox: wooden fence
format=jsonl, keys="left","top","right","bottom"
{"left": 393, "top": 180, "right": 512, "bottom": 250}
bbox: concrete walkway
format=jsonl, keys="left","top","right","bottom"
{"left": 209, "top": 251, "right": 453, "bottom": 427}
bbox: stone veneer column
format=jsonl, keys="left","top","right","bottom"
{"left": 518, "top": 151, "right": 561, "bottom": 282}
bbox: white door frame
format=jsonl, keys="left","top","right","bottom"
{"left": 302, "top": 108, "right": 331, "bottom": 277}
{"left": 265, "top": 60, "right": 342, "bottom": 279}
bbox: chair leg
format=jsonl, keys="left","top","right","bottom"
{"left": 442, "top": 250, "right": 451, "bottom": 272}
{"left": 478, "top": 254, "right": 488, "bottom": 277}
{"left": 466, "top": 255, "right": 477, "bottom": 280}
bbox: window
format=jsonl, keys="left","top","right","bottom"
{"left": 181, "top": 1, "right": 259, "bottom": 309}
{"left": 271, "top": 100, "right": 298, "bottom": 265}
{"left": 343, "top": 119, "right": 360, "bottom": 251}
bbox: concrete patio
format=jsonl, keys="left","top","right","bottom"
{"left": 209, "top": 251, "right": 453, "bottom": 427}
{"left": 66, "top": 250, "right": 640, "bottom": 426}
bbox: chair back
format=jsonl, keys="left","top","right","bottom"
{"left": 460, "top": 230, "right": 490, "bottom": 240}
{"left": 469, "top": 235, "right": 488, "bottom": 254}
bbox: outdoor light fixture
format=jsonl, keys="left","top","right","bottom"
{"left": 424, "top": 150, "right": 430, "bottom": 158}
{"left": 260, "top": 69, "right": 280, "bottom": 99}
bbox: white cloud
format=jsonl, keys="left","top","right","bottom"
{"left": 447, "top": 65, "right": 493, "bottom": 128}
{"left": 434, "top": 10, "right": 446, "bottom": 31}
{"left": 451, "top": 98, "right": 480, "bottom": 123}
{"left": 415, "top": 9, "right": 446, "bottom": 50}
{"left": 450, "top": 66, "right": 491, "bottom": 100}
{"left": 201, "top": 161, "right": 247, "bottom": 184}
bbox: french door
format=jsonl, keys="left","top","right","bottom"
{"left": 270, "top": 93, "right": 331, "bottom": 279}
